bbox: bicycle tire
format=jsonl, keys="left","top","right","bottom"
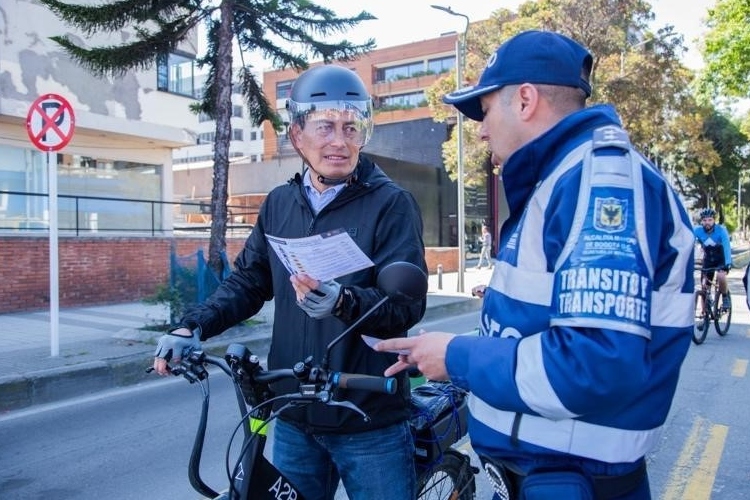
{"left": 693, "top": 291, "right": 709, "bottom": 345}
{"left": 714, "top": 290, "right": 732, "bottom": 336}
{"left": 416, "top": 449, "right": 475, "bottom": 500}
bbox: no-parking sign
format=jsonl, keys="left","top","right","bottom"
{"left": 26, "top": 93, "right": 75, "bottom": 151}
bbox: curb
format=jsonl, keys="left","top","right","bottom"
{"left": 0, "top": 325, "right": 274, "bottom": 414}
{"left": 0, "top": 297, "right": 480, "bottom": 413}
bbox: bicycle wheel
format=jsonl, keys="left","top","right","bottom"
{"left": 714, "top": 290, "right": 732, "bottom": 336}
{"left": 416, "top": 449, "right": 475, "bottom": 500}
{"left": 693, "top": 291, "right": 709, "bottom": 345}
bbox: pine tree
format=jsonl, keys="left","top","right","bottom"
{"left": 40, "top": 0, "right": 375, "bottom": 276}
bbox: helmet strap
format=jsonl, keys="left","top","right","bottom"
{"left": 308, "top": 163, "right": 358, "bottom": 186}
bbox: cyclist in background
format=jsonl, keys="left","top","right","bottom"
{"left": 694, "top": 208, "right": 732, "bottom": 309}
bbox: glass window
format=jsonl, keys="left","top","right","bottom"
{"left": 376, "top": 61, "right": 425, "bottom": 82}
{"left": 427, "top": 56, "right": 455, "bottom": 74}
{"left": 232, "top": 129, "right": 243, "bottom": 141}
{"left": 198, "top": 132, "right": 215, "bottom": 144}
{"left": 277, "top": 80, "right": 294, "bottom": 99}
{"left": 156, "top": 52, "right": 198, "bottom": 97}
{"left": 0, "top": 145, "right": 165, "bottom": 233}
{"left": 380, "top": 91, "right": 426, "bottom": 108}
{"left": 233, "top": 105, "right": 243, "bottom": 118}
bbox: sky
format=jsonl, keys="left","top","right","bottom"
{"left": 251, "top": 0, "right": 717, "bottom": 72}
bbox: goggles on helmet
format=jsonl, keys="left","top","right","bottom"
{"left": 287, "top": 99, "right": 374, "bottom": 147}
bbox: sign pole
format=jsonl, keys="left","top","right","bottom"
{"left": 48, "top": 150, "right": 60, "bottom": 357}
{"left": 26, "top": 93, "right": 75, "bottom": 358}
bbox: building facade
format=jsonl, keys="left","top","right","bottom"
{"left": 0, "top": 0, "right": 200, "bottom": 234}
{"left": 1, "top": 5, "right": 490, "bottom": 313}
{"left": 0, "top": 0, "right": 210, "bottom": 313}
{"left": 257, "top": 33, "right": 485, "bottom": 248}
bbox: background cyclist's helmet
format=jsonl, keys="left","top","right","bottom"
{"left": 700, "top": 208, "right": 716, "bottom": 219}
{"left": 286, "top": 64, "right": 374, "bottom": 147}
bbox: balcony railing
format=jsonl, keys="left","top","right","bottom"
{"left": 0, "top": 190, "right": 256, "bottom": 236}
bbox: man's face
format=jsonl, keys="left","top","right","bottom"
{"left": 478, "top": 87, "right": 525, "bottom": 167}
{"left": 702, "top": 217, "right": 715, "bottom": 231}
{"left": 291, "top": 109, "right": 363, "bottom": 181}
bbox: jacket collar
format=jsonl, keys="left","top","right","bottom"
{"left": 501, "top": 104, "right": 622, "bottom": 216}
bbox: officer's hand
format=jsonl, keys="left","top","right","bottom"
{"left": 152, "top": 328, "right": 201, "bottom": 375}
{"left": 291, "top": 274, "right": 341, "bottom": 319}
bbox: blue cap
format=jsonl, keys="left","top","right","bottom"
{"left": 443, "top": 30, "right": 593, "bottom": 121}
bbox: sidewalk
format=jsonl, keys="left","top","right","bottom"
{"left": 0, "top": 267, "right": 493, "bottom": 413}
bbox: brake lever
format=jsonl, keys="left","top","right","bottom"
{"left": 326, "top": 399, "right": 370, "bottom": 422}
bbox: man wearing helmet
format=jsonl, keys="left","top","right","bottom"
{"left": 153, "top": 64, "right": 427, "bottom": 499}
{"left": 694, "top": 208, "right": 732, "bottom": 309}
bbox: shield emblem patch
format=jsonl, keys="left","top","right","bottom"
{"left": 594, "top": 197, "right": 627, "bottom": 233}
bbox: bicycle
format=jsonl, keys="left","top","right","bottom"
{"left": 160, "top": 262, "right": 477, "bottom": 500}
{"left": 693, "top": 266, "right": 732, "bottom": 345}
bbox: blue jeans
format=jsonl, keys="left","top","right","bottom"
{"left": 273, "top": 418, "right": 416, "bottom": 500}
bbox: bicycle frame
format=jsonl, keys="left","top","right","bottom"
{"left": 159, "top": 261, "right": 476, "bottom": 499}
{"left": 176, "top": 345, "right": 358, "bottom": 500}
{"left": 693, "top": 266, "right": 732, "bottom": 344}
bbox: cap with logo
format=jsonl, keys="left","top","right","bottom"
{"left": 443, "top": 30, "right": 593, "bottom": 121}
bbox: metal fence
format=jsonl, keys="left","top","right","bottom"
{"left": 167, "top": 247, "right": 231, "bottom": 325}
{"left": 0, "top": 190, "right": 255, "bottom": 236}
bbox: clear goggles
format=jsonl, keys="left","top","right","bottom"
{"left": 287, "top": 99, "right": 374, "bottom": 147}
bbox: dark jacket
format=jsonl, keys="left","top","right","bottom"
{"left": 179, "top": 155, "right": 427, "bottom": 433}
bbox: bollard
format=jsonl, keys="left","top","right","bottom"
{"left": 437, "top": 264, "right": 443, "bottom": 290}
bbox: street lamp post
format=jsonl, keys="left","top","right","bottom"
{"left": 431, "top": 4, "right": 469, "bottom": 293}
{"left": 741, "top": 147, "right": 750, "bottom": 240}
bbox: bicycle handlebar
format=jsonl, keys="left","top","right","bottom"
{"left": 330, "top": 372, "right": 397, "bottom": 394}
{"left": 174, "top": 346, "right": 397, "bottom": 399}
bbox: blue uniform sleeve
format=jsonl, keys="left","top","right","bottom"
{"left": 720, "top": 225, "right": 732, "bottom": 266}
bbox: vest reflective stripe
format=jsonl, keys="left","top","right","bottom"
{"left": 516, "top": 334, "right": 578, "bottom": 420}
{"left": 490, "top": 260, "right": 554, "bottom": 306}
{"left": 468, "top": 394, "right": 663, "bottom": 463}
{"left": 518, "top": 142, "right": 592, "bottom": 271}
{"left": 652, "top": 290, "right": 694, "bottom": 328}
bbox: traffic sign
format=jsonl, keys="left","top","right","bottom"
{"left": 26, "top": 93, "right": 75, "bottom": 151}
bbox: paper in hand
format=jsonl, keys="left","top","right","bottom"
{"left": 266, "top": 229, "right": 374, "bottom": 281}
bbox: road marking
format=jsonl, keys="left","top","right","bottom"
{"left": 731, "top": 358, "right": 748, "bottom": 378}
{"left": 661, "top": 417, "right": 728, "bottom": 500}
{"left": 682, "top": 424, "right": 728, "bottom": 499}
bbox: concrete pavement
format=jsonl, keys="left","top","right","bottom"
{"left": 0, "top": 267, "right": 493, "bottom": 413}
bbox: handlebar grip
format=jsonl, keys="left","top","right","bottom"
{"left": 330, "top": 373, "right": 398, "bottom": 395}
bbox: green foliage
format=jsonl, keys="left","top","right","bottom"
{"left": 699, "top": 0, "right": 750, "bottom": 100}
{"left": 426, "top": 0, "right": 750, "bottom": 212}
{"left": 143, "top": 259, "right": 200, "bottom": 326}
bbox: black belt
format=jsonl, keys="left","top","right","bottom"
{"left": 480, "top": 456, "right": 647, "bottom": 499}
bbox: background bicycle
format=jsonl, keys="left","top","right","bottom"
{"left": 693, "top": 266, "right": 732, "bottom": 345}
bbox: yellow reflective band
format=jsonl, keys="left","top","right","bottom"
{"left": 249, "top": 417, "right": 267, "bottom": 435}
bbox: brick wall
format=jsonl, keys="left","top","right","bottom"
{"left": 0, "top": 237, "right": 458, "bottom": 313}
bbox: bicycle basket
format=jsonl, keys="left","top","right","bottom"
{"left": 410, "top": 380, "right": 469, "bottom": 464}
